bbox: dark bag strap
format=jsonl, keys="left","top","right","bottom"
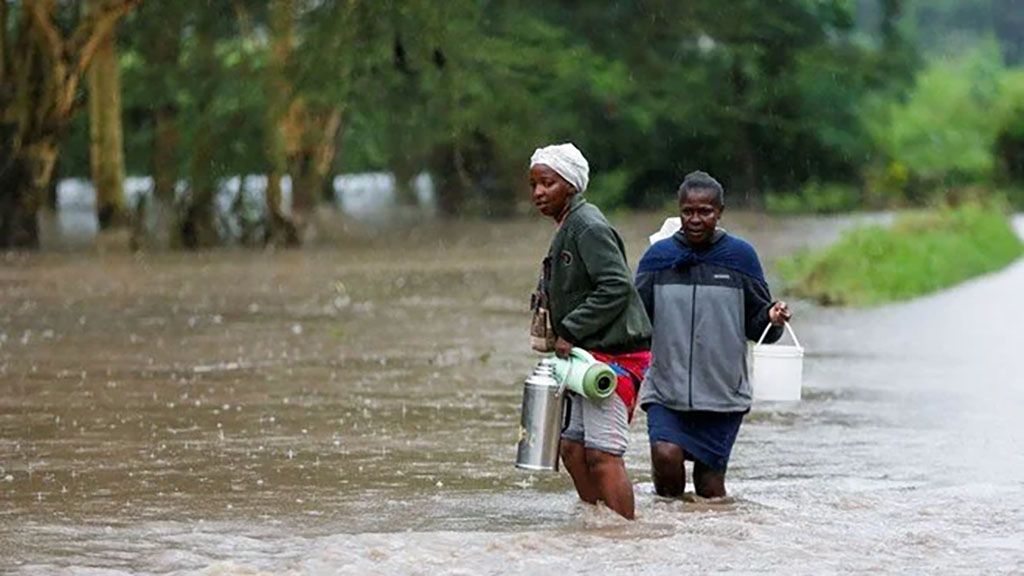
{"left": 561, "top": 394, "right": 572, "bottom": 433}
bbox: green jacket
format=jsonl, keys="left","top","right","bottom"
{"left": 544, "top": 195, "right": 652, "bottom": 354}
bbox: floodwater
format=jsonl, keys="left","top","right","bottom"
{"left": 1, "top": 212, "right": 1021, "bottom": 575}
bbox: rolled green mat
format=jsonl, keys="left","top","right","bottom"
{"left": 579, "top": 363, "right": 617, "bottom": 398}
{"left": 550, "top": 347, "right": 617, "bottom": 399}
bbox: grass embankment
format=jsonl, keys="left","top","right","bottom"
{"left": 778, "top": 203, "right": 1024, "bottom": 306}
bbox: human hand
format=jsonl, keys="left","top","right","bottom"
{"left": 554, "top": 336, "right": 573, "bottom": 359}
{"left": 769, "top": 301, "right": 792, "bottom": 326}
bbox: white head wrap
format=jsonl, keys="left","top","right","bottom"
{"left": 530, "top": 143, "right": 589, "bottom": 194}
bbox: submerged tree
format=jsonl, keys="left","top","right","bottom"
{"left": 0, "top": 0, "right": 139, "bottom": 248}
{"left": 180, "top": 1, "right": 221, "bottom": 249}
{"left": 128, "top": 0, "right": 184, "bottom": 249}
{"left": 234, "top": 0, "right": 380, "bottom": 246}
{"left": 86, "top": 0, "right": 129, "bottom": 238}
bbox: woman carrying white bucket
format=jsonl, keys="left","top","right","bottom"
{"left": 635, "top": 171, "right": 792, "bottom": 499}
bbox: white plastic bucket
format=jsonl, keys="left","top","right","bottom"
{"left": 649, "top": 217, "right": 681, "bottom": 244}
{"left": 751, "top": 321, "right": 804, "bottom": 402}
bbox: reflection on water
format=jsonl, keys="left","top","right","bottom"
{"left": 1, "top": 213, "right": 1021, "bottom": 574}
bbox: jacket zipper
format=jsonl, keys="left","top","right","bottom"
{"left": 688, "top": 280, "right": 697, "bottom": 409}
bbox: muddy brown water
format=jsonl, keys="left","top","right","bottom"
{"left": 1, "top": 212, "right": 1021, "bottom": 574}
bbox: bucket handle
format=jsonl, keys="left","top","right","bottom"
{"left": 756, "top": 320, "right": 801, "bottom": 348}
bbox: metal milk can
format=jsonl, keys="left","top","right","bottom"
{"left": 515, "top": 358, "right": 566, "bottom": 471}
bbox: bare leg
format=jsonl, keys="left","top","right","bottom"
{"left": 585, "top": 448, "right": 635, "bottom": 520}
{"left": 560, "top": 439, "right": 599, "bottom": 504}
{"left": 693, "top": 460, "right": 727, "bottom": 498}
{"left": 650, "top": 441, "right": 686, "bottom": 497}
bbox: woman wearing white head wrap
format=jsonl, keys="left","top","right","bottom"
{"left": 527, "top": 142, "right": 652, "bottom": 520}
{"left": 530, "top": 143, "right": 590, "bottom": 195}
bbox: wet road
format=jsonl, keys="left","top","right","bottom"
{"left": 0, "top": 212, "right": 1021, "bottom": 574}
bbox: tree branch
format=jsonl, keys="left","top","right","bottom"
{"left": 72, "top": 0, "right": 142, "bottom": 79}
{"left": 23, "top": 0, "right": 74, "bottom": 123}
{"left": 1, "top": 0, "right": 8, "bottom": 85}
{"left": 47, "top": 0, "right": 140, "bottom": 116}
{"left": 25, "top": 0, "right": 64, "bottom": 66}
{"left": 314, "top": 106, "right": 343, "bottom": 177}
{"left": 232, "top": 0, "right": 255, "bottom": 38}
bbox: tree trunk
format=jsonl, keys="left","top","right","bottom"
{"left": 431, "top": 142, "right": 467, "bottom": 218}
{"left": 285, "top": 104, "right": 316, "bottom": 241}
{"left": 386, "top": 84, "right": 420, "bottom": 208}
{"left": 181, "top": 9, "right": 218, "bottom": 249}
{"left": 151, "top": 105, "right": 178, "bottom": 249}
{"left": 0, "top": 158, "right": 39, "bottom": 248}
{"left": 8, "top": 139, "right": 61, "bottom": 248}
{"left": 393, "top": 109, "right": 421, "bottom": 208}
{"left": 286, "top": 103, "right": 343, "bottom": 243}
{"left": 392, "top": 153, "right": 420, "bottom": 207}
{"left": 261, "top": 0, "right": 300, "bottom": 248}
{"left": 183, "top": 112, "right": 218, "bottom": 249}
{"left": 247, "top": 0, "right": 348, "bottom": 245}
{"left": 37, "top": 155, "right": 61, "bottom": 249}
{"left": 86, "top": 3, "right": 128, "bottom": 236}
{"left": 1, "top": 5, "right": 59, "bottom": 248}
{"left": 264, "top": 169, "right": 297, "bottom": 247}
{"left": 729, "top": 60, "right": 760, "bottom": 204}
{"left": 879, "top": 0, "right": 902, "bottom": 51}
{"left": 464, "top": 132, "right": 514, "bottom": 218}
{"left": 135, "top": 2, "right": 184, "bottom": 250}
{"left": 1, "top": 0, "right": 8, "bottom": 86}
{"left": 878, "top": 0, "right": 917, "bottom": 86}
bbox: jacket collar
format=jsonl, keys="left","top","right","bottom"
{"left": 557, "top": 194, "right": 587, "bottom": 225}
{"left": 672, "top": 227, "right": 727, "bottom": 250}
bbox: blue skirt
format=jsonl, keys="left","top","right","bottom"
{"left": 645, "top": 404, "right": 746, "bottom": 471}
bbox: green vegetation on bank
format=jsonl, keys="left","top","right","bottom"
{"left": 778, "top": 202, "right": 1024, "bottom": 306}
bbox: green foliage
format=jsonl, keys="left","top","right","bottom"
{"left": 995, "top": 69, "right": 1024, "bottom": 185}
{"left": 861, "top": 45, "right": 1024, "bottom": 204}
{"left": 792, "top": 45, "right": 876, "bottom": 175}
{"left": 585, "top": 168, "right": 633, "bottom": 211}
{"left": 765, "top": 181, "right": 862, "bottom": 214}
{"left": 864, "top": 45, "right": 1005, "bottom": 190}
{"left": 597, "top": 0, "right": 877, "bottom": 200}
{"left": 778, "top": 201, "right": 1024, "bottom": 306}
{"left": 57, "top": 0, "right": 979, "bottom": 225}
{"left": 80, "top": 0, "right": 910, "bottom": 208}
{"left": 864, "top": 46, "right": 1024, "bottom": 203}
{"left": 1005, "top": 186, "right": 1024, "bottom": 209}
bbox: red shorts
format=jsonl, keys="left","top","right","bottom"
{"left": 590, "top": 350, "right": 651, "bottom": 422}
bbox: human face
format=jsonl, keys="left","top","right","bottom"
{"left": 679, "top": 188, "right": 723, "bottom": 247}
{"left": 529, "top": 164, "right": 575, "bottom": 219}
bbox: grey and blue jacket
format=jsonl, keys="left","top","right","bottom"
{"left": 635, "top": 229, "right": 782, "bottom": 412}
